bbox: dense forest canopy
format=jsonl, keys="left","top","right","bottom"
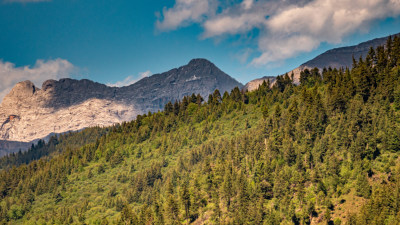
{"left": 0, "top": 36, "right": 400, "bottom": 224}
{"left": 0, "top": 127, "right": 108, "bottom": 170}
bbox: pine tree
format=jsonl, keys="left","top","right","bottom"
{"left": 356, "top": 172, "right": 371, "bottom": 198}
{"left": 180, "top": 179, "right": 191, "bottom": 225}
{"left": 174, "top": 101, "right": 180, "bottom": 116}
{"left": 164, "top": 102, "right": 173, "bottom": 115}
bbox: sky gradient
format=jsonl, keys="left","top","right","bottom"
{"left": 0, "top": 0, "right": 400, "bottom": 100}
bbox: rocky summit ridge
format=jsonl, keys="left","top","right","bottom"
{"left": 245, "top": 32, "right": 400, "bottom": 91}
{"left": 0, "top": 59, "right": 242, "bottom": 154}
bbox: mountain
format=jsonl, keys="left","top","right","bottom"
{"left": 245, "top": 32, "right": 400, "bottom": 90}
{"left": 1, "top": 38, "right": 400, "bottom": 224}
{"left": 121, "top": 58, "right": 243, "bottom": 112}
{"left": 243, "top": 76, "right": 276, "bottom": 92}
{"left": 0, "top": 59, "right": 242, "bottom": 154}
{"left": 288, "top": 32, "right": 400, "bottom": 83}
{"left": 302, "top": 33, "right": 399, "bottom": 69}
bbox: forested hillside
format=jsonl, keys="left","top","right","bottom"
{"left": 0, "top": 126, "right": 108, "bottom": 170}
{"left": 1, "top": 36, "right": 400, "bottom": 224}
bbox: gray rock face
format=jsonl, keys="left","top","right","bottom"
{"left": 0, "top": 59, "right": 242, "bottom": 154}
{"left": 123, "top": 58, "right": 243, "bottom": 112}
{"left": 245, "top": 33, "right": 400, "bottom": 89}
{"left": 301, "top": 33, "right": 399, "bottom": 70}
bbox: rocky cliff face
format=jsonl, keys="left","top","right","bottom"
{"left": 0, "top": 59, "right": 242, "bottom": 154}
{"left": 245, "top": 33, "right": 400, "bottom": 89}
{"left": 0, "top": 80, "right": 138, "bottom": 143}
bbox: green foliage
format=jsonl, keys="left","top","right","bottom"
{"left": 0, "top": 126, "right": 107, "bottom": 170}
{"left": 0, "top": 38, "right": 400, "bottom": 224}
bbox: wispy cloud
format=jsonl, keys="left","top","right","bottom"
{"left": 233, "top": 48, "right": 254, "bottom": 64}
{"left": 156, "top": 0, "right": 216, "bottom": 31}
{"left": 3, "top": 0, "right": 50, "bottom": 3}
{"left": 107, "top": 71, "right": 152, "bottom": 87}
{"left": 157, "top": 0, "right": 400, "bottom": 65}
{"left": 0, "top": 59, "right": 76, "bottom": 102}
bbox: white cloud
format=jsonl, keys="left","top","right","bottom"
{"left": 107, "top": 71, "right": 152, "bottom": 87}
{"left": 202, "top": 12, "right": 266, "bottom": 38}
{"left": 3, "top": 0, "right": 50, "bottom": 3}
{"left": 0, "top": 59, "right": 75, "bottom": 102}
{"left": 157, "top": 0, "right": 400, "bottom": 65}
{"left": 156, "top": 0, "right": 216, "bottom": 31}
{"left": 251, "top": 0, "right": 400, "bottom": 65}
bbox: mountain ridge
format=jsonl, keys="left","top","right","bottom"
{"left": 245, "top": 32, "right": 400, "bottom": 90}
{"left": 300, "top": 32, "right": 400, "bottom": 69}
{"left": 0, "top": 59, "right": 242, "bottom": 154}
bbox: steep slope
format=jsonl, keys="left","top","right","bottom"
{"left": 302, "top": 34, "right": 399, "bottom": 69}
{"left": 1, "top": 38, "right": 400, "bottom": 224}
{"left": 0, "top": 59, "right": 242, "bottom": 154}
{"left": 121, "top": 58, "right": 243, "bottom": 112}
{"left": 287, "top": 32, "right": 400, "bottom": 84}
{"left": 245, "top": 32, "right": 400, "bottom": 88}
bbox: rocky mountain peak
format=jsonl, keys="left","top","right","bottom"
{"left": 41, "top": 79, "right": 56, "bottom": 92}
{"left": 184, "top": 59, "right": 224, "bottom": 78}
{"left": 188, "top": 58, "right": 213, "bottom": 66}
{"left": 41, "top": 78, "right": 110, "bottom": 93}
{"left": 0, "top": 58, "right": 242, "bottom": 153}
{"left": 6, "top": 80, "right": 37, "bottom": 99}
{"left": 1, "top": 80, "right": 38, "bottom": 109}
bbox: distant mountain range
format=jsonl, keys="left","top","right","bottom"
{"left": 0, "top": 59, "right": 242, "bottom": 155}
{"left": 245, "top": 32, "right": 400, "bottom": 91}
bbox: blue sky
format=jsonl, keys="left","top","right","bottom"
{"left": 0, "top": 0, "right": 400, "bottom": 99}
